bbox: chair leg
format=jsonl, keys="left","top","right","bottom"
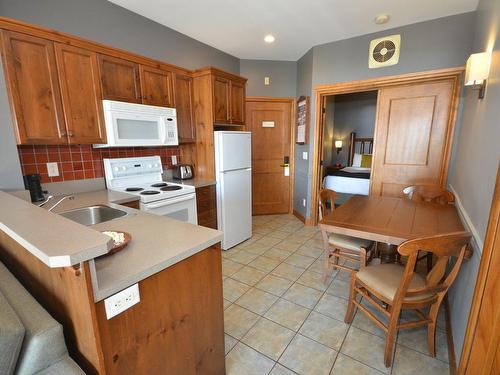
{"left": 427, "top": 301, "right": 441, "bottom": 357}
{"left": 344, "top": 276, "right": 357, "bottom": 324}
{"left": 384, "top": 308, "right": 400, "bottom": 367}
{"left": 322, "top": 251, "right": 332, "bottom": 284}
{"left": 426, "top": 252, "right": 433, "bottom": 273}
{"left": 359, "top": 248, "right": 367, "bottom": 268}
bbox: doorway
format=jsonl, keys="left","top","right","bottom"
{"left": 310, "top": 67, "right": 463, "bottom": 225}
{"left": 245, "top": 97, "right": 295, "bottom": 215}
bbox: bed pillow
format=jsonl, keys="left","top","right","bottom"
{"left": 360, "top": 154, "right": 372, "bottom": 168}
{"left": 352, "top": 153, "right": 362, "bottom": 167}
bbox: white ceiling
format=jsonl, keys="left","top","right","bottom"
{"left": 108, "top": 0, "right": 479, "bottom": 61}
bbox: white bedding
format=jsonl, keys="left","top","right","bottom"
{"left": 323, "top": 167, "right": 371, "bottom": 195}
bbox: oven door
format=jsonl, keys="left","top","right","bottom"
{"left": 140, "top": 193, "right": 198, "bottom": 225}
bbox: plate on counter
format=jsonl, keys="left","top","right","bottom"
{"left": 101, "top": 231, "right": 131, "bottom": 255}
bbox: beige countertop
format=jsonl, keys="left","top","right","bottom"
{"left": 0, "top": 189, "right": 223, "bottom": 301}
{"left": 163, "top": 176, "right": 216, "bottom": 188}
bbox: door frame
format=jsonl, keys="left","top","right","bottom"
{"left": 458, "top": 164, "right": 500, "bottom": 374}
{"left": 309, "top": 66, "right": 464, "bottom": 225}
{"left": 245, "top": 96, "right": 296, "bottom": 214}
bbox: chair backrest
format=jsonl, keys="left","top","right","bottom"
{"left": 394, "top": 232, "right": 471, "bottom": 304}
{"left": 318, "top": 189, "right": 336, "bottom": 220}
{"left": 402, "top": 185, "right": 455, "bottom": 205}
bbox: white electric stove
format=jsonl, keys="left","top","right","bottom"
{"left": 104, "top": 156, "right": 197, "bottom": 224}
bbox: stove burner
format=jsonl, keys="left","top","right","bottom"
{"left": 160, "top": 186, "right": 183, "bottom": 191}
{"left": 140, "top": 190, "right": 161, "bottom": 195}
{"left": 125, "top": 187, "right": 144, "bottom": 192}
{"left": 151, "top": 183, "right": 168, "bottom": 188}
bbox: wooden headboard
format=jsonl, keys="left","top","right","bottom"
{"left": 347, "top": 132, "right": 374, "bottom": 166}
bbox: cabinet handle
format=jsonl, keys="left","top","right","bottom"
{"left": 61, "top": 131, "right": 67, "bottom": 137}
{"left": 68, "top": 131, "right": 74, "bottom": 137}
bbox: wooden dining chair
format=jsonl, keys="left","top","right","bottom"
{"left": 319, "top": 189, "right": 375, "bottom": 282}
{"left": 402, "top": 185, "right": 456, "bottom": 271}
{"left": 344, "top": 231, "right": 471, "bottom": 367}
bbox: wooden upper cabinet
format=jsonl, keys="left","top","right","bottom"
{"left": 230, "top": 80, "right": 245, "bottom": 125}
{"left": 98, "top": 54, "right": 142, "bottom": 103}
{"left": 1, "top": 31, "right": 66, "bottom": 144}
{"left": 54, "top": 44, "right": 106, "bottom": 144}
{"left": 174, "top": 73, "right": 195, "bottom": 143}
{"left": 212, "top": 76, "right": 230, "bottom": 124}
{"left": 139, "top": 65, "right": 174, "bottom": 107}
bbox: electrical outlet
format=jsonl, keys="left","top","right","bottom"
{"left": 104, "top": 283, "right": 140, "bottom": 320}
{"left": 171, "top": 155, "right": 177, "bottom": 165}
{"left": 302, "top": 152, "right": 308, "bottom": 160}
{"left": 46, "top": 162, "right": 59, "bottom": 177}
{"left": 302, "top": 198, "right": 307, "bottom": 207}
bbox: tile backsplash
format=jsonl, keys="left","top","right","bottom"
{"left": 18, "top": 145, "right": 180, "bottom": 184}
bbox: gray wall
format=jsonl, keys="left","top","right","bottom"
{"left": 0, "top": 58, "right": 24, "bottom": 190}
{"left": 326, "top": 91, "right": 377, "bottom": 166}
{"left": 294, "top": 48, "right": 314, "bottom": 217}
{"left": 0, "top": 0, "right": 239, "bottom": 73}
{"left": 447, "top": 0, "right": 500, "bottom": 361}
{"left": 240, "top": 60, "right": 297, "bottom": 97}
{"left": 294, "top": 12, "right": 476, "bottom": 218}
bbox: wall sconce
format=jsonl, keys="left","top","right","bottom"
{"left": 335, "top": 140, "right": 343, "bottom": 154}
{"left": 465, "top": 52, "right": 491, "bottom": 99}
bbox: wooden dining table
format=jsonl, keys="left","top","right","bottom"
{"left": 319, "top": 195, "right": 465, "bottom": 246}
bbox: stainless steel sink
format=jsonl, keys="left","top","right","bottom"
{"left": 59, "top": 205, "right": 128, "bottom": 226}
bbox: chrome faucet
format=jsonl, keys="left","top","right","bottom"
{"left": 37, "top": 195, "right": 75, "bottom": 212}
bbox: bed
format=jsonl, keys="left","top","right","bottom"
{"left": 323, "top": 132, "right": 373, "bottom": 195}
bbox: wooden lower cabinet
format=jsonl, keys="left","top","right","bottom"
{"left": 196, "top": 185, "right": 217, "bottom": 229}
{"left": 0, "top": 229, "right": 224, "bottom": 375}
{"left": 95, "top": 245, "right": 224, "bottom": 374}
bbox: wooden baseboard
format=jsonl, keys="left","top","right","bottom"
{"left": 444, "top": 297, "right": 457, "bottom": 375}
{"left": 293, "top": 209, "right": 306, "bottom": 223}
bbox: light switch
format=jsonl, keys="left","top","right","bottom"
{"left": 302, "top": 152, "right": 308, "bottom": 160}
{"left": 264, "top": 77, "right": 270, "bottom": 85}
{"left": 302, "top": 198, "right": 307, "bottom": 207}
{"left": 171, "top": 155, "right": 177, "bottom": 165}
{"left": 46, "top": 162, "right": 59, "bottom": 177}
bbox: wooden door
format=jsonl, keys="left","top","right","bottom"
{"left": 1, "top": 31, "right": 66, "bottom": 144}
{"left": 246, "top": 99, "right": 292, "bottom": 215}
{"left": 371, "top": 80, "right": 455, "bottom": 196}
{"left": 174, "top": 73, "right": 195, "bottom": 143}
{"left": 230, "top": 80, "right": 245, "bottom": 125}
{"left": 212, "top": 76, "right": 230, "bottom": 124}
{"left": 98, "top": 54, "right": 141, "bottom": 103}
{"left": 55, "top": 43, "right": 106, "bottom": 144}
{"left": 460, "top": 166, "right": 500, "bottom": 374}
{"left": 139, "top": 65, "right": 174, "bottom": 107}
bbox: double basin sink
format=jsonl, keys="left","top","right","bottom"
{"left": 59, "top": 205, "right": 128, "bottom": 226}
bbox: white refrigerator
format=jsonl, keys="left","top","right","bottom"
{"left": 214, "top": 131, "right": 252, "bottom": 250}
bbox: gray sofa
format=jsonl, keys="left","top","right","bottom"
{"left": 0, "top": 262, "right": 84, "bottom": 375}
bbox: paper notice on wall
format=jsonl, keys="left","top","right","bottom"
{"left": 262, "top": 121, "right": 275, "bottom": 128}
{"left": 284, "top": 165, "right": 290, "bottom": 176}
{"left": 297, "top": 125, "right": 306, "bottom": 143}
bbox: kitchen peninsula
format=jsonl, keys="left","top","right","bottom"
{"left": 0, "top": 190, "right": 224, "bottom": 374}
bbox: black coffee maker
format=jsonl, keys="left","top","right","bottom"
{"left": 23, "top": 174, "right": 46, "bottom": 203}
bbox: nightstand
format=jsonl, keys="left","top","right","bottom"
{"left": 324, "top": 165, "right": 344, "bottom": 174}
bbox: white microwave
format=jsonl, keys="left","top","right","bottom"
{"left": 94, "top": 100, "right": 178, "bottom": 148}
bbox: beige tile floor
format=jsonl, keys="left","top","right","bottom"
{"left": 223, "top": 214, "right": 450, "bottom": 375}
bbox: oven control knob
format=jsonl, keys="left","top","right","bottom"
{"left": 154, "top": 163, "right": 159, "bottom": 168}
{"left": 148, "top": 164, "right": 153, "bottom": 168}
{"left": 121, "top": 166, "right": 127, "bottom": 171}
{"left": 114, "top": 167, "right": 119, "bottom": 172}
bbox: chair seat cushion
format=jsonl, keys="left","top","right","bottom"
{"left": 328, "top": 233, "right": 373, "bottom": 251}
{"left": 356, "top": 263, "right": 434, "bottom": 302}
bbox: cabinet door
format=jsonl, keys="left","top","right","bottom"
{"left": 230, "top": 80, "right": 245, "bottom": 125}
{"left": 98, "top": 54, "right": 141, "bottom": 103}
{"left": 212, "top": 76, "right": 230, "bottom": 124}
{"left": 55, "top": 44, "right": 106, "bottom": 144}
{"left": 2, "top": 31, "right": 66, "bottom": 144}
{"left": 174, "top": 73, "right": 195, "bottom": 143}
{"left": 139, "top": 65, "right": 174, "bottom": 107}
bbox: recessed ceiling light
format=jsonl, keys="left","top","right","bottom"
{"left": 264, "top": 34, "right": 275, "bottom": 43}
{"left": 374, "top": 14, "right": 390, "bottom": 25}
